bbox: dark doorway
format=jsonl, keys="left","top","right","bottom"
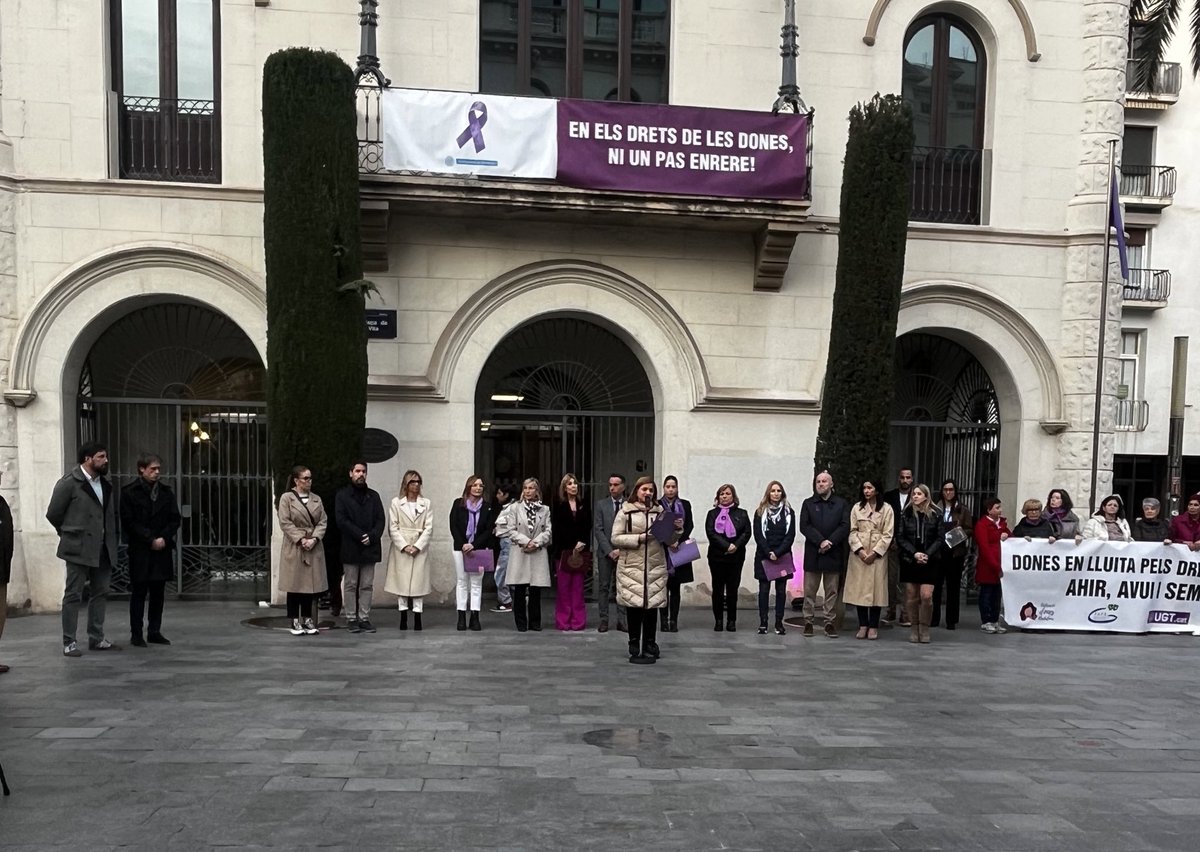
{"left": 76, "top": 302, "right": 270, "bottom": 599}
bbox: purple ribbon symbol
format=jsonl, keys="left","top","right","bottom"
{"left": 455, "top": 101, "right": 488, "bottom": 153}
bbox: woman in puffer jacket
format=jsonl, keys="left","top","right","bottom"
{"left": 612, "top": 476, "right": 678, "bottom": 665}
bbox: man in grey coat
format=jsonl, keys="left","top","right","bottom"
{"left": 46, "top": 442, "right": 120, "bottom": 657}
{"left": 592, "top": 473, "right": 628, "bottom": 633}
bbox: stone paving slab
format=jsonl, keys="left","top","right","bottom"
{"left": 2, "top": 602, "right": 1200, "bottom": 849}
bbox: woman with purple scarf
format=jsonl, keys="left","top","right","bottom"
{"left": 659, "top": 476, "right": 694, "bottom": 633}
{"left": 705, "top": 484, "right": 752, "bottom": 632}
{"left": 1044, "top": 488, "right": 1080, "bottom": 539}
{"left": 449, "top": 475, "right": 499, "bottom": 632}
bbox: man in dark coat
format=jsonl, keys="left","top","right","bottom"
{"left": 120, "top": 453, "right": 181, "bottom": 647}
{"left": 46, "top": 442, "right": 120, "bottom": 657}
{"left": 1, "top": 468, "right": 14, "bottom": 674}
{"left": 334, "top": 461, "right": 385, "bottom": 634}
{"left": 798, "top": 470, "right": 850, "bottom": 638}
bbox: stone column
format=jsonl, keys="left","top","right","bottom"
{"left": 1058, "top": 0, "right": 1128, "bottom": 509}
{"left": 0, "top": 22, "right": 19, "bottom": 587}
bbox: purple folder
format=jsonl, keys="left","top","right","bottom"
{"left": 667, "top": 538, "right": 701, "bottom": 568}
{"left": 762, "top": 552, "right": 795, "bottom": 581}
{"left": 463, "top": 549, "right": 495, "bottom": 573}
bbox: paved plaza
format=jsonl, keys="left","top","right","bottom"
{"left": 1, "top": 601, "right": 1199, "bottom": 851}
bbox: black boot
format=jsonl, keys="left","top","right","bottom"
{"left": 457, "top": 610, "right": 467, "bottom": 631}
{"left": 726, "top": 620, "right": 737, "bottom": 633}
{"left": 758, "top": 619, "right": 768, "bottom": 635}
{"left": 399, "top": 611, "right": 408, "bottom": 631}
{"left": 468, "top": 611, "right": 481, "bottom": 631}
{"left": 660, "top": 610, "right": 669, "bottom": 631}
{"left": 774, "top": 619, "right": 786, "bottom": 636}
{"left": 414, "top": 613, "right": 423, "bottom": 632}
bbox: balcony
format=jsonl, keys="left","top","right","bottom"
{"left": 909, "top": 146, "right": 987, "bottom": 225}
{"left": 1115, "top": 398, "right": 1149, "bottom": 432}
{"left": 1122, "top": 268, "right": 1171, "bottom": 309}
{"left": 116, "top": 96, "right": 220, "bottom": 183}
{"left": 1126, "top": 59, "right": 1182, "bottom": 108}
{"left": 1119, "top": 164, "right": 1176, "bottom": 210}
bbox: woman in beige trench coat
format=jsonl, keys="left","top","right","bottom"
{"left": 277, "top": 465, "right": 329, "bottom": 636}
{"left": 612, "top": 476, "right": 677, "bottom": 665}
{"left": 384, "top": 470, "right": 433, "bottom": 631}
{"left": 843, "top": 478, "right": 895, "bottom": 641}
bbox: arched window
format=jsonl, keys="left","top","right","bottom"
{"left": 902, "top": 14, "right": 986, "bottom": 224}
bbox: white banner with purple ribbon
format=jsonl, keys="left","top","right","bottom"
{"left": 381, "top": 89, "right": 557, "bottom": 177}
{"left": 1001, "top": 538, "right": 1200, "bottom": 633}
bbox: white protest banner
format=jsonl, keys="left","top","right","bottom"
{"left": 1001, "top": 538, "right": 1200, "bottom": 633}
{"left": 381, "top": 88, "right": 557, "bottom": 178}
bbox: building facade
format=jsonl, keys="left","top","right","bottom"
{"left": 0, "top": 0, "right": 1162, "bottom": 613}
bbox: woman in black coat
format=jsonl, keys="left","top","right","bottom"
{"left": 705, "top": 483, "right": 752, "bottom": 632}
{"left": 896, "top": 483, "right": 944, "bottom": 645}
{"left": 120, "top": 454, "right": 181, "bottom": 646}
{"left": 753, "top": 480, "right": 797, "bottom": 636}
{"left": 659, "top": 475, "right": 694, "bottom": 633}
{"left": 449, "top": 475, "right": 499, "bottom": 632}
{"left": 551, "top": 474, "right": 592, "bottom": 632}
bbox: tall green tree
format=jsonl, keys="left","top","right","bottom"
{"left": 1129, "top": 0, "right": 1200, "bottom": 88}
{"left": 813, "top": 94, "right": 914, "bottom": 491}
{"left": 262, "top": 48, "right": 368, "bottom": 505}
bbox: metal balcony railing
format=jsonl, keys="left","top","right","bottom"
{"left": 910, "top": 146, "right": 985, "bottom": 225}
{"left": 1123, "top": 268, "right": 1171, "bottom": 303}
{"left": 1115, "top": 398, "right": 1150, "bottom": 432}
{"left": 1126, "top": 59, "right": 1183, "bottom": 97}
{"left": 117, "top": 96, "right": 220, "bottom": 182}
{"left": 357, "top": 85, "right": 384, "bottom": 174}
{"left": 1119, "top": 164, "right": 1177, "bottom": 201}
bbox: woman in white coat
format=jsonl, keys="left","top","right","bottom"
{"left": 495, "top": 477, "right": 551, "bottom": 633}
{"left": 384, "top": 470, "right": 432, "bottom": 630}
{"left": 1081, "top": 494, "right": 1133, "bottom": 542}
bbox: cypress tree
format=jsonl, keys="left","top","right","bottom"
{"left": 814, "top": 94, "right": 914, "bottom": 490}
{"left": 262, "top": 48, "right": 367, "bottom": 506}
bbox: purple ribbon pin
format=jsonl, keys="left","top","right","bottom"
{"left": 455, "top": 101, "right": 488, "bottom": 153}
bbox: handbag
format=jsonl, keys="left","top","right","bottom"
{"left": 558, "top": 550, "right": 593, "bottom": 575}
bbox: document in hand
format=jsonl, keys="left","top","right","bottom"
{"left": 463, "top": 549, "right": 495, "bottom": 573}
{"left": 650, "top": 511, "right": 682, "bottom": 543}
{"left": 762, "top": 552, "right": 795, "bottom": 580}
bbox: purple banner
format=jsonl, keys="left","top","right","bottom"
{"left": 556, "top": 100, "right": 809, "bottom": 201}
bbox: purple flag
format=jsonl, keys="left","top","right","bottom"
{"left": 1110, "top": 163, "right": 1129, "bottom": 282}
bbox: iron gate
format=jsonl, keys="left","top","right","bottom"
{"left": 78, "top": 398, "right": 272, "bottom": 598}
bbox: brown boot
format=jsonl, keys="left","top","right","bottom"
{"left": 918, "top": 599, "right": 932, "bottom": 644}
{"left": 906, "top": 587, "right": 920, "bottom": 644}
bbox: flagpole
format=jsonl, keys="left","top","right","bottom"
{"left": 1089, "top": 138, "right": 1118, "bottom": 515}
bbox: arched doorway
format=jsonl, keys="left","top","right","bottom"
{"left": 889, "top": 332, "right": 1000, "bottom": 514}
{"left": 76, "top": 302, "right": 271, "bottom": 599}
{"left": 475, "top": 317, "right": 655, "bottom": 501}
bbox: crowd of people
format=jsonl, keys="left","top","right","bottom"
{"left": 27, "top": 441, "right": 1200, "bottom": 669}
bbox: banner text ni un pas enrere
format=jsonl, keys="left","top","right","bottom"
{"left": 555, "top": 100, "right": 809, "bottom": 200}
{"left": 1001, "top": 538, "right": 1200, "bottom": 633}
{"left": 380, "top": 89, "right": 810, "bottom": 201}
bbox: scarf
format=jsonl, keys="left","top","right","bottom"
{"left": 715, "top": 505, "right": 735, "bottom": 537}
{"left": 523, "top": 500, "right": 543, "bottom": 534}
{"left": 766, "top": 503, "right": 784, "bottom": 525}
{"left": 1045, "top": 506, "right": 1068, "bottom": 523}
{"left": 662, "top": 496, "right": 682, "bottom": 515}
{"left": 465, "top": 496, "right": 482, "bottom": 541}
